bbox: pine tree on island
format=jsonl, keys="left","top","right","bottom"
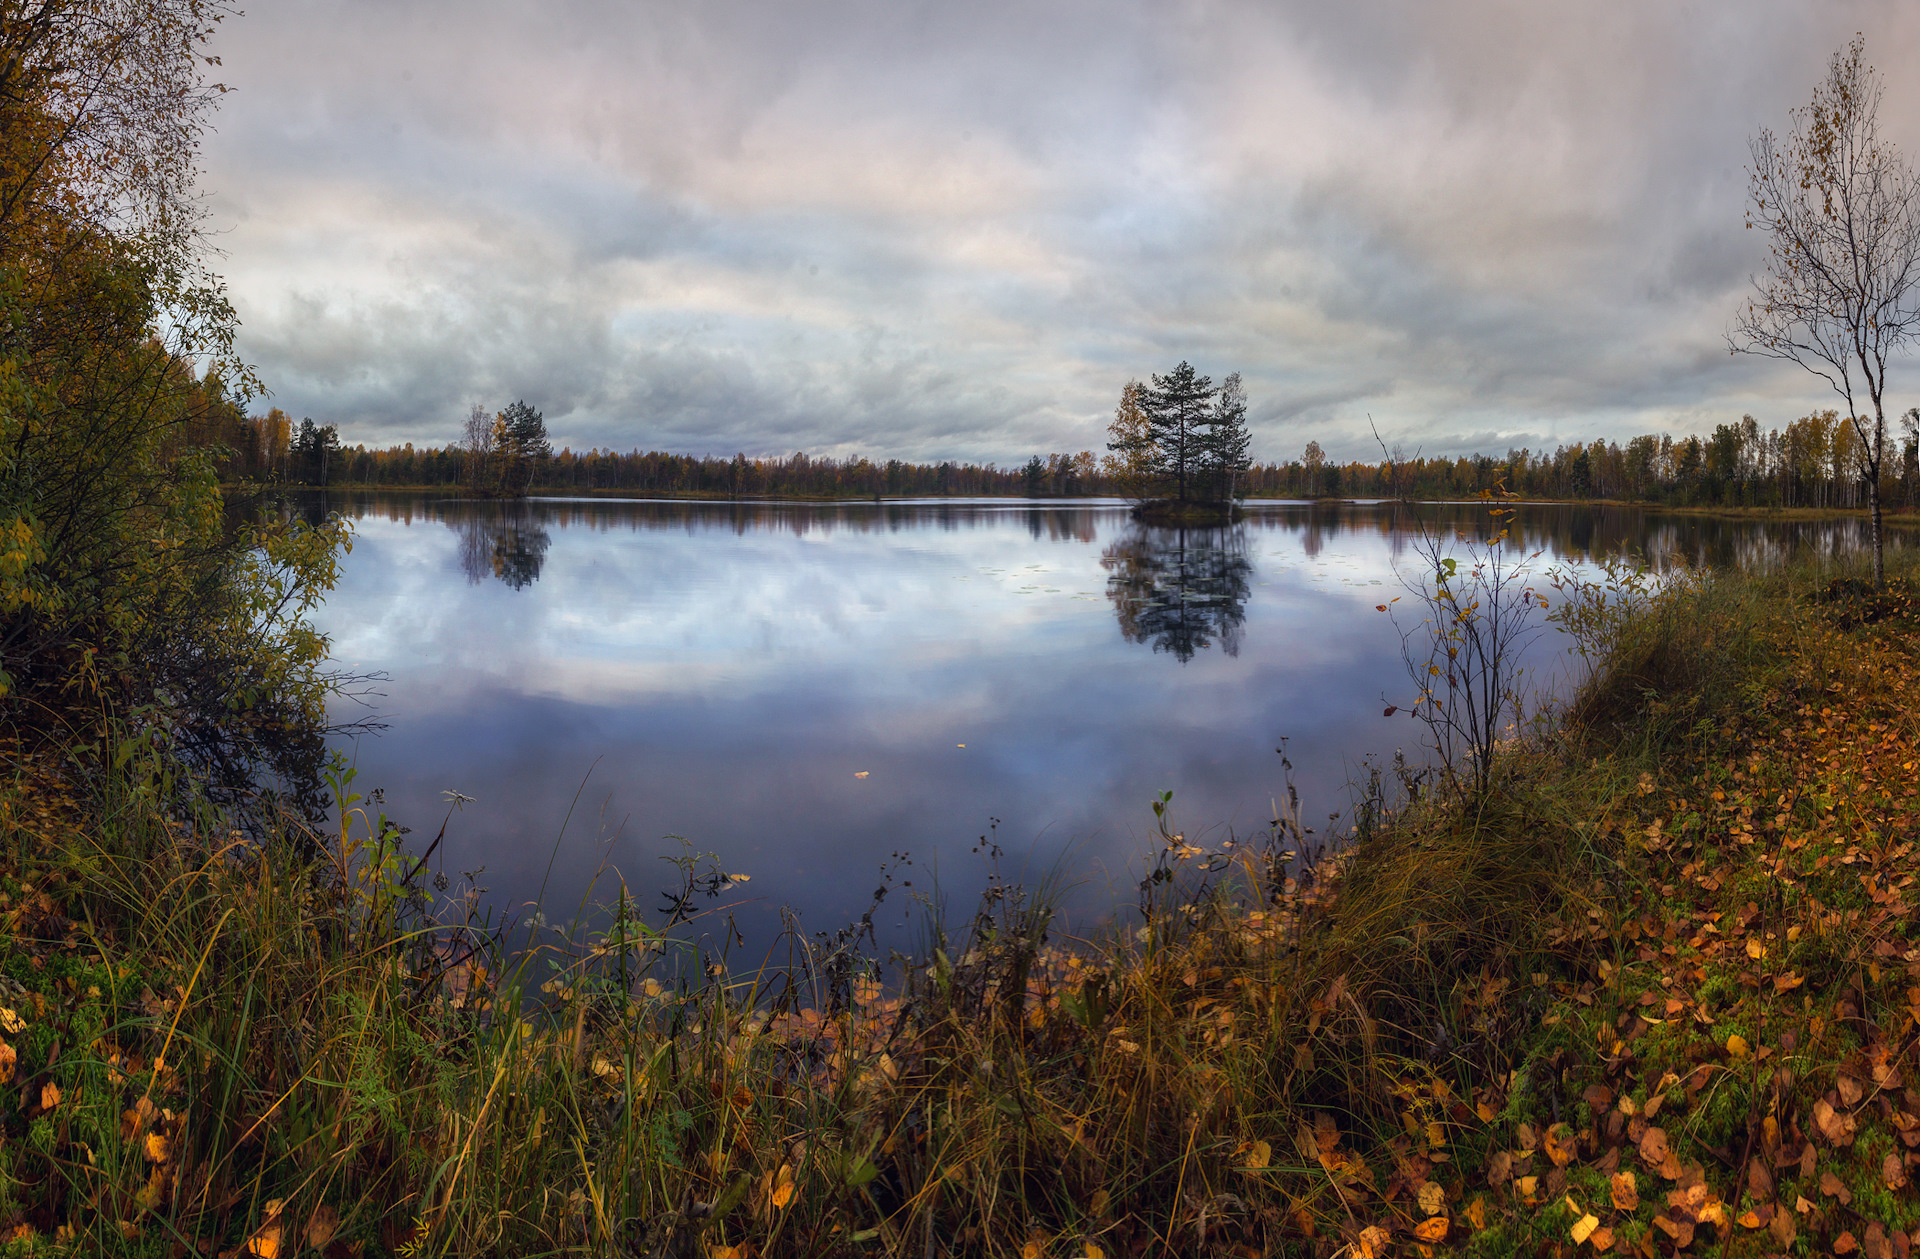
{"left": 1108, "top": 362, "right": 1252, "bottom": 523}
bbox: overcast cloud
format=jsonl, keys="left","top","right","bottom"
{"left": 201, "top": 0, "right": 1920, "bottom": 464}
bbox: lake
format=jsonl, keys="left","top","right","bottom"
{"left": 299, "top": 494, "right": 1883, "bottom": 957}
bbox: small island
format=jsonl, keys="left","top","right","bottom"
{"left": 1129, "top": 496, "right": 1240, "bottom": 525}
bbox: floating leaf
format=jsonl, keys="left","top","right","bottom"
{"left": 853, "top": 771, "right": 869, "bottom": 779}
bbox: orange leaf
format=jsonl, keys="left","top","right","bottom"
{"left": 1610, "top": 1171, "right": 1639, "bottom": 1211}
{"left": 1413, "top": 1216, "right": 1448, "bottom": 1243}
{"left": 1544, "top": 1123, "right": 1576, "bottom": 1167}
{"left": 771, "top": 1164, "right": 796, "bottom": 1209}
{"left": 244, "top": 1221, "right": 283, "bottom": 1259}
{"left": 1814, "top": 1097, "right": 1855, "bottom": 1144}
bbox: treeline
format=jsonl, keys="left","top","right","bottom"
{"left": 209, "top": 411, "right": 1087, "bottom": 496}
{"left": 208, "top": 405, "right": 1920, "bottom": 509}
{"left": 1255, "top": 411, "right": 1920, "bottom": 508}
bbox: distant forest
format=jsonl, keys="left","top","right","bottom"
{"left": 196, "top": 404, "right": 1920, "bottom": 509}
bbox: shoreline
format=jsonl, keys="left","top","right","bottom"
{"left": 7, "top": 549, "right": 1920, "bottom": 1252}
{"left": 235, "top": 480, "right": 1920, "bottom": 523}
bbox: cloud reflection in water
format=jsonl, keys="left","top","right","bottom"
{"left": 305, "top": 495, "right": 1885, "bottom": 954}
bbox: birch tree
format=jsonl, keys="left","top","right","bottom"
{"left": 1730, "top": 36, "right": 1920, "bottom": 585}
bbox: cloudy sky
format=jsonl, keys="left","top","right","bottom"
{"left": 201, "top": 0, "right": 1920, "bottom": 465}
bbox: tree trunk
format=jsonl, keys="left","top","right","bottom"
{"left": 1873, "top": 405, "right": 1888, "bottom": 587}
{"left": 1873, "top": 485, "right": 1886, "bottom": 586}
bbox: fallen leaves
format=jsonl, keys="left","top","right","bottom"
{"left": 1814, "top": 1097, "right": 1858, "bottom": 1145}
{"left": 1543, "top": 1123, "right": 1577, "bottom": 1168}
{"left": 769, "top": 1163, "right": 796, "bottom": 1210}
{"left": 1609, "top": 1170, "right": 1638, "bottom": 1212}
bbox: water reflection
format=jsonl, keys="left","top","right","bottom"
{"left": 450, "top": 505, "right": 552, "bottom": 589}
{"left": 285, "top": 492, "right": 1900, "bottom": 575}
{"left": 289, "top": 492, "right": 1910, "bottom": 956}
{"left": 1101, "top": 525, "right": 1252, "bottom": 662}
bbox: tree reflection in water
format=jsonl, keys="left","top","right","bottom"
{"left": 1101, "top": 524, "right": 1253, "bottom": 662}
{"left": 451, "top": 506, "right": 552, "bottom": 589}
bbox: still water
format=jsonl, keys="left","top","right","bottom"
{"left": 303, "top": 494, "right": 1882, "bottom": 953}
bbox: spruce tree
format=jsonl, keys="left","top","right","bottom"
{"left": 1206, "top": 372, "right": 1252, "bottom": 501}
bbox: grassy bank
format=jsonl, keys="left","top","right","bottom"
{"left": 4, "top": 552, "right": 1920, "bottom": 1255}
